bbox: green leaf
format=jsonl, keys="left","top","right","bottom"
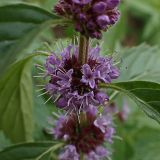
{"left": 0, "top": 56, "right": 34, "bottom": 143}
{"left": 126, "top": 0, "right": 160, "bottom": 46}
{"left": 0, "top": 142, "right": 63, "bottom": 160}
{"left": 0, "top": 3, "right": 62, "bottom": 76}
{"left": 100, "top": 81, "right": 160, "bottom": 123}
{"left": 130, "top": 127, "right": 160, "bottom": 160}
{"left": 0, "top": 131, "right": 11, "bottom": 151}
{"left": 119, "top": 44, "right": 160, "bottom": 82}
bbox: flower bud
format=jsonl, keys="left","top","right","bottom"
{"left": 93, "top": 2, "right": 107, "bottom": 14}
{"left": 96, "top": 15, "right": 110, "bottom": 30}
{"left": 87, "top": 20, "right": 96, "bottom": 30}
{"left": 56, "top": 97, "right": 68, "bottom": 108}
{"left": 78, "top": 13, "right": 86, "bottom": 22}
{"left": 107, "top": 0, "right": 120, "bottom": 9}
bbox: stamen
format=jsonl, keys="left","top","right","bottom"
{"left": 65, "top": 109, "right": 72, "bottom": 117}
{"left": 35, "top": 64, "right": 44, "bottom": 67}
{"left": 55, "top": 42, "right": 62, "bottom": 52}
{"left": 44, "top": 96, "right": 53, "bottom": 104}
{"left": 52, "top": 111, "right": 60, "bottom": 118}
{"left": 33, "top": 75, "right": 44, "bottom": 78}
{"left": 35, "top": 50, "right": 50, "bottom": 55}
{"left": 35, "top": 67, "right": 45, "bottom": 72}
{"left": 36, "top": 84, "right": 45, "bottom": 87}
{"left": 107, "top": 157, "right": 112, "bottom": 160}
{"left": 37, "top": 91, "right": 49, "bottom": 97}
{"left": 38, "top": 72, "right": 45, "bottom": 75}
{"left": 43, "top": 42, "right": 53, "bottom": 52}
{"left": 79, "top": 102, "right": 83, "bottom": 115}
{"left": 36, "top": 88, "right": 46, "bottom": 92}
{"left": 59, "top": 39, "right": 65, "bottom": 51}
{"left": 54, "top": 95, "right": 61, "bottom": 103}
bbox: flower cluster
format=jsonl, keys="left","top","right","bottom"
{"left": 54, "top": 0, "right": 120, "bottom": 39}
{"left": 44, "top": 45, "right": 119, "bottom": 113}
{"left": 47, "top": 105, "right": 115, "bottom": 160}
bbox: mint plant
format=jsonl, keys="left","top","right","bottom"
{"left": 0, "top": 1, "right": 160, "bottom": 160}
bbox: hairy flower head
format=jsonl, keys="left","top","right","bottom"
{"left": 47, "top": 105, "right": 115, "bottom": 160}
{"left": 40, "top": 44, "right": 119, "bottom": 113}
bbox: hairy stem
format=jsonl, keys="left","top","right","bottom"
{"left": 78, "top": 34, "right": 89, "bottom": 65}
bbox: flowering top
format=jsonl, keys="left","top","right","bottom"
{"left": 54, "top": 0, "right": 120, "bottom": 39}
{"left": 47, "top": 105, "right": 115, "bottom": 160}
{"left": 44, "top": 44, "right": 119, "bottom": 113}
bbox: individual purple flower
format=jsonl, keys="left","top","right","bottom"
{"left": 109, "top": 66, "right": 120, "bottom": 79}
{"left": 95, "top": 91, "right": 109, "bottom": 104}
{"left": 95, "top": 58, "right": 120, "bottom": 83}
{"left": 105, "top": 127, "right": 115, "bottom": 143}
{"left": 59, "top": 145, "right": 79, "bottom": 160}
{"left": 94, "top": 115, "right": 112, "bottom": 133}
{"left": 54, "top": 0, "right": 120, "bottom": 39}
{"left": 56, "top": 97, "right": 68, "bottom": 109}
{"left": 52, "top": 116, "right": 66, "bottom": 139}
{"left": 81, "top": 64, "right": 96, "bottom": 89}
{"left": 56, "top": 69, "right": 73, "bottom": 89}
{"left": 85, "top": 146, "right": 108, "bottom": 160}
{"left": 86, "top": 105, "right": 98, "bottom": 116}
{"left": 86, "top": 151, "right": 100, "bottom": 160}
{"left": 95, "top": 146, "right": 108, "bottom": 158}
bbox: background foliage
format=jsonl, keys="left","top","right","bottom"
{"left": 0, "top": 0, "right": 160, "bottom": 159}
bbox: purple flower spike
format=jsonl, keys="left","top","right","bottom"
{"left": 93, "top": 2, "right": 107, "bottom": 14}
{"left": 47, "top": 105, "right": 115, "bottom": 159}
{"left": 81, "top": 64, "right": 96, "bottom": 89}
{"left": 42, "top": 45, "right": 119, "bottom": 112}
{"left": 54, "top": 0, "right": 120, "bottom": 39}
{"left": 59, "top": 145, "right": 79, "bottom": 160}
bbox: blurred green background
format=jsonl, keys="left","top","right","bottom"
{"left": 0, "top": 0, "right": 160, "bottom": 160}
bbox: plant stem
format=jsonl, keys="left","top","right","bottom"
{"left": 78, "top": 34, "right": 89, "bottom": 65}
{"left": 80, "top": 153, "right": 84, "bottom": 160}
{"left": 36, "top": 143, "right": 64, "bottom": 160}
